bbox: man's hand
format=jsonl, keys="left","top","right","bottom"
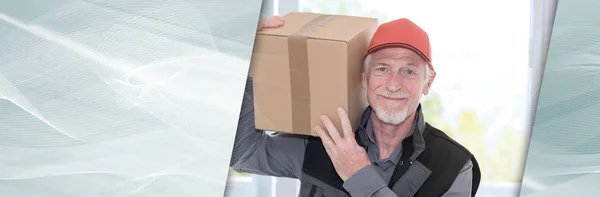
{"left": 314, "top": 107, "right": 371, "bottom": 181}
{"left": 257, "top": 16, "right": 284, "bottom": 31}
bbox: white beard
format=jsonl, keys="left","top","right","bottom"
{"left": 373, "top": 104, "right": 409, "bottom": 125}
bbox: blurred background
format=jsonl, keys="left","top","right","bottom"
{"left": 225, "top": 0, "right": 556, "bottom": 197}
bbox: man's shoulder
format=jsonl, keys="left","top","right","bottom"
{"left": 423, "top": 123, "right": 483, "bottom": 196}
{"left": 422, "top": 123, "right": 475, "bottom": 159}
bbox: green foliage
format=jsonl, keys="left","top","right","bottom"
{"left": 339, "top": 2, "right": 347, "bottom": 15}
{"left": 421, "top": 94, "right": 456, "bottom": 137}
{"left": 421, "top": 95, "right": 526, "bottom": 183}
{"left": 229, "top": 168, "right": 251, "bottom": 177}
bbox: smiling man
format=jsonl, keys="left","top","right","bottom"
{"left": 230, "top": 16, "right": 481, "bottom": 197}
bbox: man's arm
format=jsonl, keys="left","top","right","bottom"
{"left": 341, "top": 160, "right": 474, "bottom": 197}
{"left": 342, "top": 165, "right": 399, "bottom": 197}
{"left": 229, "top": 76, "right": 308, "bottom": 179}
{"left": 441, "top": 159, "right": 473, "bottom": 197}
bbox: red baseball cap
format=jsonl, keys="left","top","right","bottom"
{"left": 365, "top": 18, "right": 434, "bottom": 72}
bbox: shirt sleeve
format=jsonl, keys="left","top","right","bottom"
{"left": 441, "top": 159, "right": 474, "bottom": 197}
{"left": 342, "top": 159, "right": 474, "bottom": 197}
{"left": 229, "top": 76, "right": 308, "bottom": 179}
{"left": 342, "top": 165, "right": 398, "bottom": 197}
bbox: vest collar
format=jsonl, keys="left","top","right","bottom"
{"left": 356, "top": 104, "right": 428, "bottom": 162}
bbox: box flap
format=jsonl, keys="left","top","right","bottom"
{"left": 258, "top": 12, "right": 378, "bottom": 42}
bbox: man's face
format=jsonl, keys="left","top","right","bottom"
{"left": 362, "top": 47, "right": 435, "bottom": 125}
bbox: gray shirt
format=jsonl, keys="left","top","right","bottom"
{"left": 230, "top": 77, "right": 473, "bottom": 197}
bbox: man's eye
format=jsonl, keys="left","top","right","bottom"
{"left": 406, "top": 69, "right": 415, "bottom": 75}
{"left": 375, "top": 67, "right": 387, "bottom": 72}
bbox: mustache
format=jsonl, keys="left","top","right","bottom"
{"left": 376, "top": 91, "right": 409, "bottom": 99}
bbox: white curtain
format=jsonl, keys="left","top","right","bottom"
{"left": 528, "top": 0, "right": 557, "bottom": 140}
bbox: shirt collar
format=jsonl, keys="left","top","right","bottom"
{"left": 364, "top": 105, "right": 425, "bottom": 165}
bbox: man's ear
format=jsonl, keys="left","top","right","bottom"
{"left": 423, "top": 71, "right": 436, "bottom": 95}
{"left": 362, "top": 72, "right": 368, "bottom": 89}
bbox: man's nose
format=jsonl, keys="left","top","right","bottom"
{"left": 385, "top": 72, "right": 403, "bottom": 92}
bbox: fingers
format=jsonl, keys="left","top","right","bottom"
{"left": 316, "top": 108, "right": 355, "bottom": 149}
{"left": 270, "top": 16, "right": 284, "bottom": 23}
{"left": 337, "top": 107, "right": 354, "bottom": 138}
{"left": 257, "top": 22, "right": 265, "bottom": 31}
{"left": 320, "top": 115, "right": 342, "bottom": 143}
{"left": 314, "top": 125, "right": 335, "bottom": 150}
{"left": 261, "top": 16, "right": 285, "bottom": 29}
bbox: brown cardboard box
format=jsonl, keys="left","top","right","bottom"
{"left": 249, "top": 12, "right": 378, "bottom": 136}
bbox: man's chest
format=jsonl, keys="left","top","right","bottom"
{"left": 367, "top": 142, "right": 403, "bottom": 184}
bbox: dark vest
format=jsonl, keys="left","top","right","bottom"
{"left": 298, "top": 108, "right": 481, "bottom": 197}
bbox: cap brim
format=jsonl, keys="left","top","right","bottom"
{"left": 364, "top": 43, "right": 433, "bottom": 70}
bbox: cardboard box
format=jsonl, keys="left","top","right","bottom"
{"left": 249, "top": 12, "right": 378, "bottom": 136}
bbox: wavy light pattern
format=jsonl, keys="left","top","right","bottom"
{"left": 520, "top": 0, "right": 600, "bottom": 196}
{"left": 0, "top": 0, "right": 263, "bottom": 196}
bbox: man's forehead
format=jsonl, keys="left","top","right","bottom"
{"left": 371, "top": 47, "right": 424, "bottom": 62}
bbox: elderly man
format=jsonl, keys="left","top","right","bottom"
{"left": 230, "top": 16, "right": 481, "bottom": 197}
